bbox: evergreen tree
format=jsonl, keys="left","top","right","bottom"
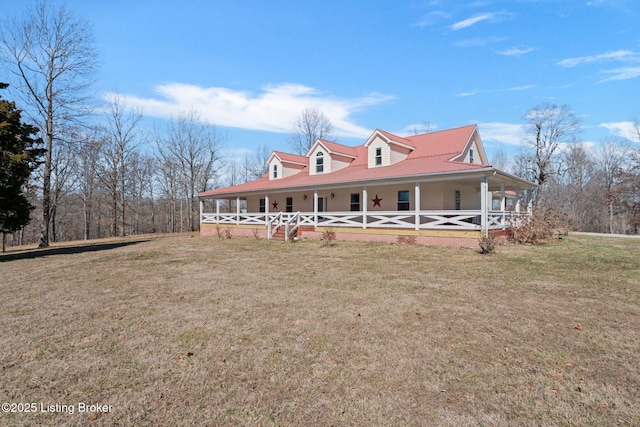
{"left": 0, "top": 83, "right": 44, "bottom": 251}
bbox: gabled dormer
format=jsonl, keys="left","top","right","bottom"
{"left": 306, "top": 139, "right": 357, "bottom": 176}
{"left": 450, "top": 127, "right": 488, "bottom": 165}
{"left": 364, "top": 130, "right": 414, "bottom": 168}
{"left": 267, "top": 151, "right": 307, "bottom": 180}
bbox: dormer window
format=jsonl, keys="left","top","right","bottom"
{"left": 316, "top": 152, "right": 324, "bottom": 173}
{"left": 375, "top": 147, "right": 382, "bottom": 166}
{"left": 273, "top": 164, "right": 278, "bottom": 178}
{"left": 469, "top": 149, "right": 474, "bottom": 164}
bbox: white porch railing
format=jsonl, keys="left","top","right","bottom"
{"left": 202, "top": 210, "right": 530, "bottom": 232}
{"left": 284, "top": 212, "right": 300, "bottom": 242}
{"left": 267, "top": 212, "right": 282, "bottom": 239}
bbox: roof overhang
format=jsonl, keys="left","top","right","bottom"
{"left": 267, "top": 152, "right": 307, "bottom": 167}
{"left": 306, "top": 139, "right": 357, "bottom": 159}
{"left": 199, "top": 167, "right": 536, "bottom": 199}
{"left": 364, "top": 130, "right": 415, "bottom": 151}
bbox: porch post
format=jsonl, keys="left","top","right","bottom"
{"left": 481, "top": 176, "right": 488, "bottom": 237}
{"left": 199, "top": 199, "right": 204, "bottom": 225}
{"left": 362, "top": 186, "right": 368, "bottom": 229}
{"left": 500, "top": 183, "right": 506, "bottom": 227}
{"left": 265, "top": 194, "right": 270, "bottom": 239}
{"left": 313, "top": 190, "right": 318, "bottom": 226}
{"left": 414, "top": 182, "right": 420, "bottom": 231}
{"left": 236, "top": 197, "right": 240, "bottom": 225}
{"left": 215, "top": 199, "right": 220, "bottom": 223}
{"left": 515, "top": 188, "right": 521, "bottom": 213}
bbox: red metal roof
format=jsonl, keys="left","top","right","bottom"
{"left": 311, "top": 139, "right": 358, "bottom": 158}
{"left": 200, "top": 124, "right": 485, "bottom": 197}
{"left": 271, "top": 151, "right": 307, "bottom": 165}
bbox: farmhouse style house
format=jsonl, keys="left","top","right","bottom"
{"left": 198, "top": 124, "right": 535, "bottom": 247}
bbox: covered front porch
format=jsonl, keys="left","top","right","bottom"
{"left": 199, "top": 172, "right": 534, "bottom": 245}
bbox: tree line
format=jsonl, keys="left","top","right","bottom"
{"left": 1, "top": 2, "right": 638, "bottom": 250}
{"left": 502, "top": 105, "right": 640, "bottom": 235}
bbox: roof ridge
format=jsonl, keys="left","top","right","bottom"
{"left": 407, "top": 152, "right": 460, "bottom": 159}
{"left": 407, "top": 123, "right": 476, "bottom": 138}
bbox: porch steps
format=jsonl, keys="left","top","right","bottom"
{"left": 271, "top": 228, "right": 287, "bottom": 241}
{"left": 270, "top": 225, "right": 312, "bottom": 241}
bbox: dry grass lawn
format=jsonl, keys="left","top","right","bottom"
{"left": 0, "top": 233, "right": 638, "bottom": 426}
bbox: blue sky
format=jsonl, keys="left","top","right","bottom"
{"left": 2, "top": 0, "right": 639, "bottom": 162}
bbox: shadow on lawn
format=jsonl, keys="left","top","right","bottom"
{"left": 0, "top": 239, "right": 150, "bottom": 262}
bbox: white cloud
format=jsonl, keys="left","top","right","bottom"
{"left": 557, "top": 141, "right": 597, "bottom": 154}
{"left": 496, "top": 47, "right": 535, "bottom": 56}
{"left": 477, "top": 122, "right": 527, "bottom": 146}
{"left": 455, "top": 36, "right": 504, "bottom": 48}
{"left": 557, "top": 49, "right": 635, "bottom": 67}
{"left": 600, "top": 121, "right": 639, "bottom": 141}
{"left": 411, "top": 10, "right": 451, "bottom": 28}
{"left": 457, "top": 89, "right": 481, "bottom": 97}
{"left": 105, "top": 83, "right": 392, "bottom": 139}
{"left": 597, "top": 66, "right": 640, "bottom": 82}
{"left": 222, "top": 147, "right": 254, "bottom": 162}
{"left": 398, "top": 122, "right": 438, "bottom": 136}
{"left": 449, "top": 12, "right": 497, "bottom": 30}
{"left": 506, "top": 85, "right": 536, "bottom": 91}
{"left": 456, "top": 85, "right": 535, "bottom": 97}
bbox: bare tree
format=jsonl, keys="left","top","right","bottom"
{"left": 523, "top": 104, "right": 581, "bottom": 207}
{"left": 225, "top": 159, "right": 244, "bottom": 187}
{"left": 490, "top": 149, "right": 509, "bottom": 171}
{"left": 562, "top": 144, "right": 593, "bottom": 192}
{"left": 410, "top": 121, "right": 432, "bottom": 135}
{"left": 559, "top": 144, "right": 597, "bottom": 231}
{"left": 99, "top": 94, "right": 142, "bottom": 237}
{"left": 127, "top": 152, "right": 155, "bottom": 235}
{"left": 75, "top": 131, "right": 103, "bottom": 239}
{"left": 49, "top": 135, "right": 77, "bottom": 241}
{"left": 289, "top": 107, "right": 335, "bottom": 155}
{"left": 155, "top": 154, "right": 180, "bottom": 233}
{"left": 242, "top": 144, "right": 271, "bottom": 181}
{"left": 632, "top": 116, "right": 640, "bottom": 143}
{"left": 158, "top": 111, "right": 225, "bottom": 231}
{"left": 596, "top": 139, "right": 629, "bottom": 233}
{"left": 0, "top": 0, "right": 98, "bottom": 247}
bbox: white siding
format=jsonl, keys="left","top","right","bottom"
{"left": 282, "top": 163, "right": 305, "bottom": 178}
{"left": 367, "top": 137, "right": 389, "bottom": 168}
{"left": 268, "top": 158, "right": 282, "bottom": 180}
{"left": 268, "top": 157, "right": 304, "bottom": 180}
{"left": 368, "top": 136, "right": 411, "bottom": 168}
{"left": 309, "top": 146, "right": 329, "bottom": 175}
{"left": 331, "top": 154, "right": 353, "bottom": 172}
{"left": 390, "top": 144, "right": 411, "bottom": 164}
{"left": 465, "top": 140, "right": 479, "bottom": 164}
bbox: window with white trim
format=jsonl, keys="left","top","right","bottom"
{"left": 350, "top": 193, "right": 360, "bottom": 211}
{"left": 375, "top": 147, "right": 382, "bottom": 166}
{"left": 398, "top": 190, "right": 410, "bottom": 211}
{"left": 273, "top": 164, "right": 278, "bottom": 178}
{"left": 316, "top": 152, "right": 324, "bottom": 173}
{"left": 469, "top": 149, "right": 474, "bottom": 163}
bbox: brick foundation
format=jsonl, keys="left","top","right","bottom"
{"left": 201, "top": 224, "right": 485, "bottom": 249}
{"left": 200, "top": 224, "right": 268, "bottom": 239}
